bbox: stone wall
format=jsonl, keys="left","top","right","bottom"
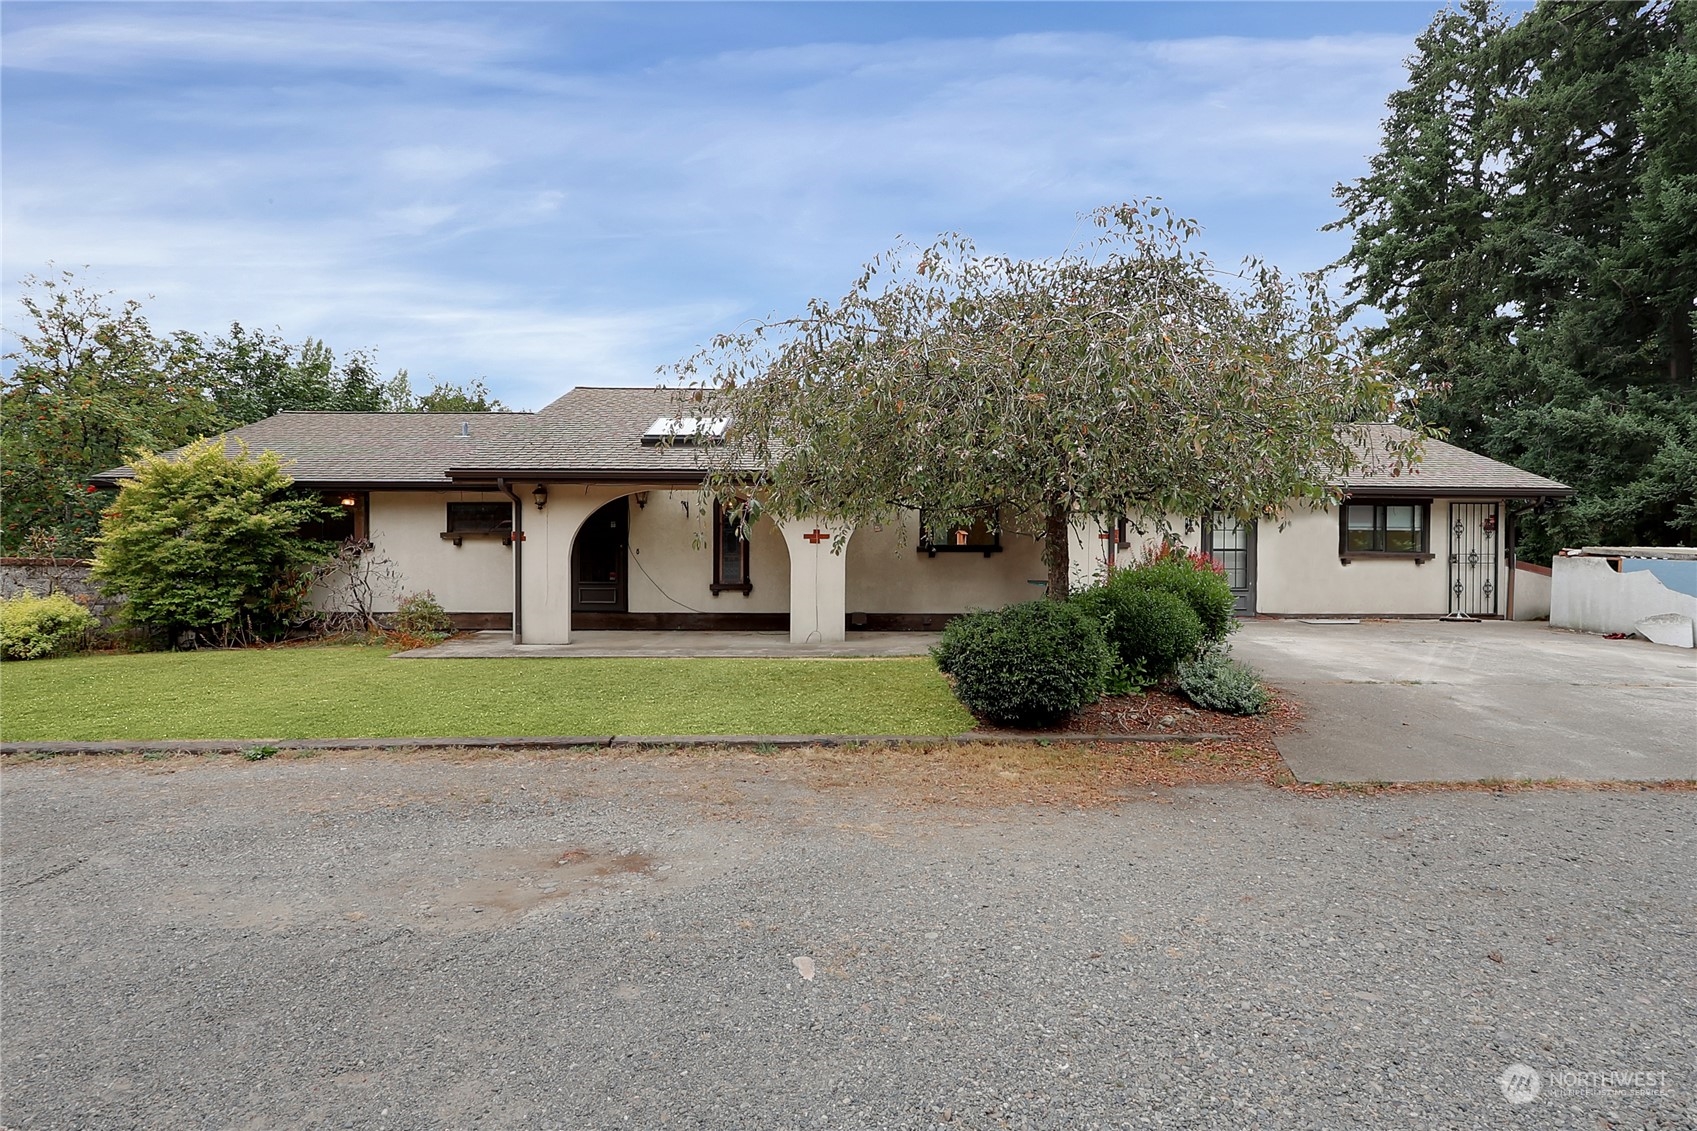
{"left": 0, "top": 558, "right": 123, "bottom": 628}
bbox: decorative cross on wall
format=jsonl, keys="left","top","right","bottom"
{"left": 803, "top": 528, "right": 829, "bottom": 544}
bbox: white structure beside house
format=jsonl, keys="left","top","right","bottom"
{"left": 98, "top": 387, "right": 1574, "bottom": 645}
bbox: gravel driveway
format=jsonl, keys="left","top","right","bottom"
{"left": 3, "top": 751, "right": 1692, "bottom": 1129}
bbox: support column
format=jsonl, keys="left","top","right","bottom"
{"left": 778, "top": 518, "right": 854, "bottom": 644}
{"left": 522, "top": 483, "right": 633, "bottom": 645}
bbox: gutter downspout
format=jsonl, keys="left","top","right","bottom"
{"left": 497, "top": 478, "right": 524, "bottom": 644}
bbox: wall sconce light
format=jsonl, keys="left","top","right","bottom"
{"left": 532, "top": 484, "right": 548, "bottom": 510}
{"left": 634, "top": 491, "right": 649, "bottom": 509}
{"left": 339, "top": 495, "right": 357, "bottom": 508}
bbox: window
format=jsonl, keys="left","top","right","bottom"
{"left": 300, "top": 492, "right": 366, "bottom": 543}
{"left": 447, "top": 500, "right": 512, "bottom": 533}
{"left": 711, "top": 500, "right": 752, "bottom": 595}
{"left": 1339, "top": 501, "right": 1430, "bottom": 558}
{"left": 445, "top": 500, "right": 512, "bottom": 544}
{"left": 918, "top": 510, "right": 1003, "bottom": 557}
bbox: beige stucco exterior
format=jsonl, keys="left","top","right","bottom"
{"left": 338, "top": 488, "right": 1516, "bottom": 641}
{"left": 624, "top": 489, "right": 790, "bottom": 616}
{"left": 360, "top": 489, "right": 513, "bottom": 614}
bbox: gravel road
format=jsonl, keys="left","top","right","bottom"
{"left": 2, "top": 750, "right": 1692, "bottom": 1129}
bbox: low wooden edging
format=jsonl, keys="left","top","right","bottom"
{"left": 0, "top": 732, "right": 1231, "bottom": 757}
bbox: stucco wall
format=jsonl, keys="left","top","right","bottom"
{"left": 1551, "top": 554, "right": 1697, "bottom": 638}
{"left": 366, "top": 490, "right": 513, "bottom": 613}
{"left": 624, "top": 489, "right": 790, "bottom": 614}
{"left": 1254, "top": 500, "right": 1481, "bottom": 617}
{"left": 845, "top": 513, "right": 1048, "bottom": 613}
{"left": 1511, "top": 563, "right": 1552, "bottom": 621}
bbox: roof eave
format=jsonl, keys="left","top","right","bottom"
{"left": 445, "top": 467, "right": 709, "bottom": 484}
{"left": 1339, "top": 484, "right": 1575, "bottom": 499}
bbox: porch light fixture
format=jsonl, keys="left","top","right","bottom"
{"left": 339, "top": 495, "right": 357, "bottom": 508}
{"left": 532, "top": 484, "right": 548, "bottom": 510}
{"left": 634, "top": 491, "right": 649, "bottom": 509}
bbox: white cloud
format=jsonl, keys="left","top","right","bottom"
{"left": 2, "top": 10, "right": 1415, "bottom": 405}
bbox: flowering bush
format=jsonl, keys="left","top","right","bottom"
{"left": 0, "top": 592, "right": 96, "bottom": 660}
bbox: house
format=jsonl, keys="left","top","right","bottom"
{"left": 96, "top": 386, "right": 1574, "bottom": 644}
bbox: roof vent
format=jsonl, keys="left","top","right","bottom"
{"left": 641, "top": 416, "right": 727, "bottom": 446}
{"left": 457, "top": 421, "right": 472, "bottom": 438}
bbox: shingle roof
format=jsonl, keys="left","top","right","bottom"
{"left": 1340, "top": 424, "right": 1572, "bottom": 498}
{"left": 94, "top": 394, "right": 1572, "bottom": 499}
{"left": 93, "top": 411, "right": 541, "bottom": 486}
{"left": 445, "top": 386, "right": 712, "bottom": 478}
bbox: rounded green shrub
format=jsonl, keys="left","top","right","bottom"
{"left": 1116, "top": 550, "right": 1237, "bottom": 642}
{"left": 0, "top": 592, "right": 97, "bottom": 660}
{"left": 1176, "top": 645, "right": 1270, "bottom": 715}
{"left": 932, "top": 600, "right": 1110, "bottom": 727}
{"left": 1100, "top": 586, "right": 1204, "bottom": 678}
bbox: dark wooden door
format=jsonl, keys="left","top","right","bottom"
{"left": 572, "top": 498, "right": 628, "bottom": 613}
{"left": 1203, "top": 513, "right": 1257, "bottom": 616}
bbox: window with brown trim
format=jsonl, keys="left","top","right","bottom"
{"left": 918, "top": 510, "right": 1003, "bottom": 557}
{"left": 446, "top": 500, "right": 513, "bottom": 534}
{"left": 1339, "top": 500, "right": 1431, "bottom": 560}
{"left": 711, "top": 500, "right": 752, "bottom": 595}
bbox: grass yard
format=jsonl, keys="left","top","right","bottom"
{"left": 0, "top": 645, "right": 974, "bottom": 741}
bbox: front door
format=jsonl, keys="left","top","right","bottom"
{"left": 572, "top": 497, "right": 628, "bottom": 613}
{"left": 1203, "top": 513, "right": 1256, "bottom": 616}
{"left": 1447, "top": 501, "right": 1500, "bottom": 616}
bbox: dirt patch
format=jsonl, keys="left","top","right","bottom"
{"left": 435, "top": 846, "right": 658, "bottom": 919}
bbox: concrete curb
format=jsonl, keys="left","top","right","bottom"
{"left": 0, "top": 732, "right": 1231, "bottom": 757}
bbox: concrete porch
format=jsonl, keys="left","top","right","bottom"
{"left": 392, "top": 629, "right": 942, "bottom": 659}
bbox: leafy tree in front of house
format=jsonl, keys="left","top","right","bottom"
{"left": 1331, "top": 0, "right": 1697, "bottom": 557}
{"left": 90, "top": 438, "right": 331, "bottom": 647}
{"left": 676, "top": 201, "right": 1414, "bottom": 598}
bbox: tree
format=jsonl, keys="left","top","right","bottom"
{"left": 3, "top": 270, "right": 513, "bottom": 554}
{"left": 1331, "top": 0, "right": 1697, "bottom": 557}
{"left": 1, "top": 271, "right": 225, "bottom": 556}
{"left": 675, "top": 202, "right": 1412, "bottom": 598}
{"left": 90, "top": 438, "right": 330, "bottom": 646}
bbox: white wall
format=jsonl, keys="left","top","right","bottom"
{"left": 1511, "top": 564, "right": 1552, "bottom": 621}
{"left": 625, "top": 489, "right": 789, "bottom": 615}
{"left": 844, "top": 512, "right": 1049, "bottom": 613}
{"left": 1255, "top": 500, "right": 1471, "bottom": 616}
{"left": 366, "top": 490, "right": 512, "bottom": 613}
{"left": 1551, "top": 555, "right": 1697, "bottom": 639}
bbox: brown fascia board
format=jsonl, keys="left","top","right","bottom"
{"left": 446, "top": 467, "right": 709, "bottom": 484}
{"left": 1339, "top": 485, "right": 1575, "bottom": 499}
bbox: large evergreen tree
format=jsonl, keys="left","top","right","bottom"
{"left": 1332, "top": 0, "right": 1697, "bottom": 558}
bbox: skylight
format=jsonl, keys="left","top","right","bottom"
{"left": 641, "top": 416, "right": 728, "bottom": 446}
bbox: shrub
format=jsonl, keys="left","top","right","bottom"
{"left": 1116, "top": 546, "right": 1238, "bottom": 642}
{"left": 0, "top": 592, "right": 96, "bottom": 660}
{"left": 90, "top": 438, "right": 332, "bottom": 647}
{"left": 392, "top": 591, "right": 453, "bottom": 638}
{"left": 1072, "top": 584, "right": 1203, "bottom": 679}
{"left": 932, "top": 600, "right": 1110, "bottom": 727}
{"left": 1175, "top": 645, "right": 1271, "bottom": 715}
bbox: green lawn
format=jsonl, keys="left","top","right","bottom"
{"left": 0, "top": 646, "right": 973, "bottom": 741}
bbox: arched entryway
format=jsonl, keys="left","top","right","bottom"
{"left": 571, "top": 497, "right": 629, "bottom": 614}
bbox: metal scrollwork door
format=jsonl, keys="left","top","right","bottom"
{"left": 1447, "top": 502, "right": 1500, "bottom": 617}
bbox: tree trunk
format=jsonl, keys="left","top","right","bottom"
{"left": 1042, "top": 498, "right": 1071, "bottom": 600}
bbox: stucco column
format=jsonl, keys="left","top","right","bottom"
{"left": 778, "top": 518, "right": 854, "bottom": 644}
{"left": 521, "top": 483, "right": 633, "bottom": 645}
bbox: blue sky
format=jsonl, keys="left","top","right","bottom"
{"left": 4, "top": 2, "right": 1480, "bottom": 410}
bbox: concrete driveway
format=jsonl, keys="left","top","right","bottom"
{"left": 1231, "top": 619, "right": 1696, "bottom": 783}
